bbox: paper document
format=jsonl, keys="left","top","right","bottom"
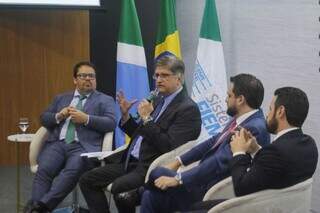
{"left": 80, "top": 151, "right": 113, "bottom": 160}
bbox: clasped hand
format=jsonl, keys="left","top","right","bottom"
{"left": 230, "top": 128, "right": 260, "bottom": 154}
{"left": 57, "top": 106, "right": 88, "bottom": 124}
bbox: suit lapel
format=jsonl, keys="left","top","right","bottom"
{"left": 63, "top": 92, "right": 74, "bottom": 107}
{"left": 155, "top": 91, "right": 187, "bottom": 123}
{"left": 202, "top": 109, "right": 263, "bottom": 160}
{"left": 83, "top": 91, "right": 98, "bottom": 112}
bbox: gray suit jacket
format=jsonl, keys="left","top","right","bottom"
{"left": 40, "top": 90, "right": 116, "bottom": 152}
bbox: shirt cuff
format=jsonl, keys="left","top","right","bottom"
{"left": 85, "top": 115, "right": 90, "bottom": 126}
{"left": 55, "top": 113, "right": 60, "bottom": 124}
{"left": 176, "top": 156, "right": 185, "bottom": 166}
{"left": 233, "top": 151, "right": 246, "bottom": 157}
{"left": 250, "top": 145, "right": 262, "bottom": 159}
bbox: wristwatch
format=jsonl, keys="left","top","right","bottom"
{"left": 142, "top": 116, "right": 153, "bottom": 125}
{"left": 174, "top": 173, "right": 183, "bottom": 185}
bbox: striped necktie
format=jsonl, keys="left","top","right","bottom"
{"left": 212, "top": 119, "right": 237, "bottom": 149}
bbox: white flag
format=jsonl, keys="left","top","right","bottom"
{"left": 192, "top": 0, "right": 229, "bottom": 142}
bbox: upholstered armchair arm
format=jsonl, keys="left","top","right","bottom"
{"left": 101, "top": 132, "right": 114, "bottom": 152}
{"left": 203, "top": 177, "right": 235, "bottom": 201}
{"left": 29, "top": 127, "right": 49, "bottom": 173}
{"left": 145, "top": 139, "right": 198, "bottom": 183}
{"left": 207, "top": 178, "right": 313, "bottom": 213}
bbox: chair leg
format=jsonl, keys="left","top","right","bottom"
{"left": 71, "top": 186, "right": 80, "bottom": 213}
{"left": 107, "top": 191, "right": 113, "bottom": 210}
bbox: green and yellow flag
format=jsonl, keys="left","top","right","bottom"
{"left": 154, "top": 0, "right": 181, "bottom": 60}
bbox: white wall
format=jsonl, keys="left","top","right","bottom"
{"left": 177, "top": 0, "right": 320, "bottom": 211}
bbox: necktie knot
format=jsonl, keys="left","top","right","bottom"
{"left": 79, "top": 95, "right": 87, "bottom": 101}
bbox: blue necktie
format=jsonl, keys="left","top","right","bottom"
{"left": 149, "top": 97, "right": 165, "bottom": 119}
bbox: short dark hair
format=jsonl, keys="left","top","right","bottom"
{"left": 230, "top": 73, "right": 264, "bottom": 109}
{"left": 73, "top": 61, "right": 96, "bottom": 78}
{"left": 155, "top": 55, "right": 185, "bottom": 75}
{"left": 274, "top": 87, "right": 309, "bottom": 127}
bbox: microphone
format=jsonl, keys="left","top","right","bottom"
{"left": 146, "top": 88, "right": 159, "bottom": 102}
{"left": 132, "top": 88, "right": 159, "bottom": 120}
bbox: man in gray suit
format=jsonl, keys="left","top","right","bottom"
{"left": 25, "top": 61, "right": 116, "bottom": 213}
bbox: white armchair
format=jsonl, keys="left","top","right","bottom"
{"left": 29, "top": 127, "right": 49, "bottom": 173}
{"left": 106, "top": 139, "right": 198, "bottom": 193}
{"left": 203, "top": 177, "right": 235, "bottom": 201}
{"left": 145, "top": 139, "right": 198, "bottom": 183}
{"left": 29, "top": 127, "right": 114, "bottom": 173}
{"left": 29, "top": 127, "right": 114, "bottom": 212}
{"left": 205, "top": 178, "right": 313, "bottom": 213}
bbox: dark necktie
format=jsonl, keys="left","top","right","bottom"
{"left": 150, "top": 97, "right": 165, "bottom": 120}
{"left": 65, "top": 95, "right": 87, "bottom": 144}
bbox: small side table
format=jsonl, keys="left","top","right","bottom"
{"left": 7, "top": 134, "right": 34, "bottom": 213}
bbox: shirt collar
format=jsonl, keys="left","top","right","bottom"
{"left": 236, "top": 109, "right": 259, "bottom": 126}
{"left": 162, "top": 86, "right": 183, "bottom": 104}
{"left": 273, "top": 127, "right": 299, "bottom": 142}
{"left": 74, "top": 90, "right": 91, "bottom": 98}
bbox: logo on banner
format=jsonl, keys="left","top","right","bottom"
{"left": 192, "top": 60, "right": 229, "bottom": 137}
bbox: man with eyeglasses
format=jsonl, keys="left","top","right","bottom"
{"left": 79, "top": 55, "right": 202, "bottom": 213}
{"left": 24, "top": 61, "right": 116, "bottom": 213}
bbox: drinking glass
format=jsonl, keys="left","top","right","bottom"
{"left": 18, "top": 117, "right": 29, "bottom": 134}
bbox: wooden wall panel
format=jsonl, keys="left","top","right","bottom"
{"left": 0, "top": 10, "right": 89, "bottom": 165}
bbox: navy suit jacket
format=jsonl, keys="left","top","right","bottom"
{"left": 230, "top": 129, "right": 318, "bottom": 196}
{"left": 40, "top": 90, "right": 116, "bottom": 152}
{"left": 179, "top": 109, "right": 270, "bottom": 196}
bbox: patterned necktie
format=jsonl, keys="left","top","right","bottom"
{"left": 212, "top": 118, "right": 237, "bottom": 149}
{"left": 65, "top": 95, "right": 87, "bottom": 144}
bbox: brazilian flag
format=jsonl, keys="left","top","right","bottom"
{"left": 154, "top": 0, "right": 181, "bottom": 60}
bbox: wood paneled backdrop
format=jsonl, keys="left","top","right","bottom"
{"left": 0, "top": 10, "right": 89, "bottom": 165}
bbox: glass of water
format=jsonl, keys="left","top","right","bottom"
{"left": 18, "top": 117, "right": 29, "bottom": 134}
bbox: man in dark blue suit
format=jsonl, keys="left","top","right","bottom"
{"left": 140, "top": 73, "right": 270, "bottom": 213}
{"left": 25, "top": 61, "right": 116, "bottom": 212}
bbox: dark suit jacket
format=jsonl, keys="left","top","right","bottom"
{"left": 179, "top": 109, "right": 270, "bottom": 197}
{"left": 230, "top": 129, "right": 318, "bottom": 196}
{"left": 113, "top": 90, "right": 201, "bottom": 173}
{"left": 41, "top": 90, "right": 117, "bottom": 152}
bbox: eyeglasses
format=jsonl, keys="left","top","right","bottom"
{"left": 77, "top": 73, "right": 96, "bottom": 80}
{"left": 152, "top": 73, "right": 175, "bottom": 80}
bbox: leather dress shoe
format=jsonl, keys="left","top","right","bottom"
{"left": 30, "top": 201, "right": 50, "bottom": 213}
{"left": 114, "top": 189, "right": 141, "bottom": 213}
